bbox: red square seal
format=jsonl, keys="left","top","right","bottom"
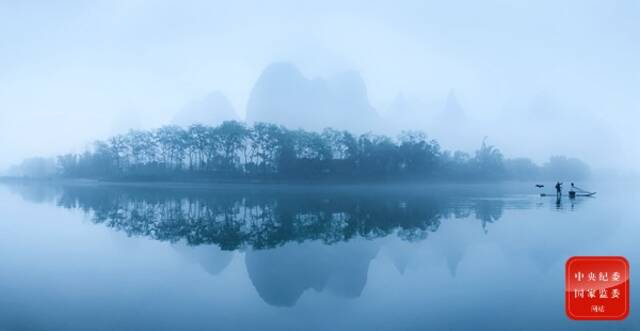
{"left": 566, "top": 256, "right": 629, "bottom": 320}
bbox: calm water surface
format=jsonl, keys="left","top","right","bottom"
{"left": 0, "top": 181, "right": 638, "bottom": 331}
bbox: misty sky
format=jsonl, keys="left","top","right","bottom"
{"left": 1, "top": 0, "right": 638, "bottom": 173}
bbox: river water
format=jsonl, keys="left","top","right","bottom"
{"left": 0, "top": 181, "right": 637, "bottom": 331}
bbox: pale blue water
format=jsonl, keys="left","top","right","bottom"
{"left": 0, "top": 181, "right": 637, "bottom": 331}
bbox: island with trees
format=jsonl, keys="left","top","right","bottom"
{"left": 5, "top": 121, "right": 590, "bottom": 182}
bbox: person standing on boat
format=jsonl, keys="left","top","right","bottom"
{"left": 555, "top": 182, "right": 562, "bottom": 198}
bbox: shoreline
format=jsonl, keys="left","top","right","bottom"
{"left": 0, "top": 176, "right": 536, "bottom": 191}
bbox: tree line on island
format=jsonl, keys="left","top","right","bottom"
{"left": 10, "top": 121, "right": 590, "bottom": 181}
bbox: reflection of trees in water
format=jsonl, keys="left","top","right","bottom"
{"left": 5, "top": 181, "right": 61, "bottom": 204}
{"left": 473, "top": 199, "right": 504, "bottom": 233}
{"left": 4, "top": 183, "right": 536, "bottom": 307}
{"left": 8, "top": 183, "right": 532, "bottom": 250}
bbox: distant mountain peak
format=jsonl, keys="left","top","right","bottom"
{"left": 445, "top": 90, "right": 463, "bottom": 114}
{"left": 439, "top": 89, "right": 465, "bottom": 121}
{"left": 173, "top": 91, "right": 238, "bottom": 127}
{"left": 246, "top": 62, "right": 378, "bottom": 132}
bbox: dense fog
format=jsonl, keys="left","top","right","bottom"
{"left": 1, "top": 0, "right": 638, "bottom": 176}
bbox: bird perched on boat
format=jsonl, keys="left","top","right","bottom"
{"left": 535, "top": 184, "right": 544, "bottom": 188}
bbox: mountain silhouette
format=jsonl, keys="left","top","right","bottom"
{"left": 439, "top": 89, "right": 465, "bottom": 122}
{"left": 173, "top": 91, "right": 238, "bottom": 127}
{"left": 246, "top": 62, "right": 379, "bottom": 132}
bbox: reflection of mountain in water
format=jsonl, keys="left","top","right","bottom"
{"left": 246, "top": 240, "right": 379, "bottom": 306}
{"left": 173, "top": 242, "right": 234, "bottom": 276}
